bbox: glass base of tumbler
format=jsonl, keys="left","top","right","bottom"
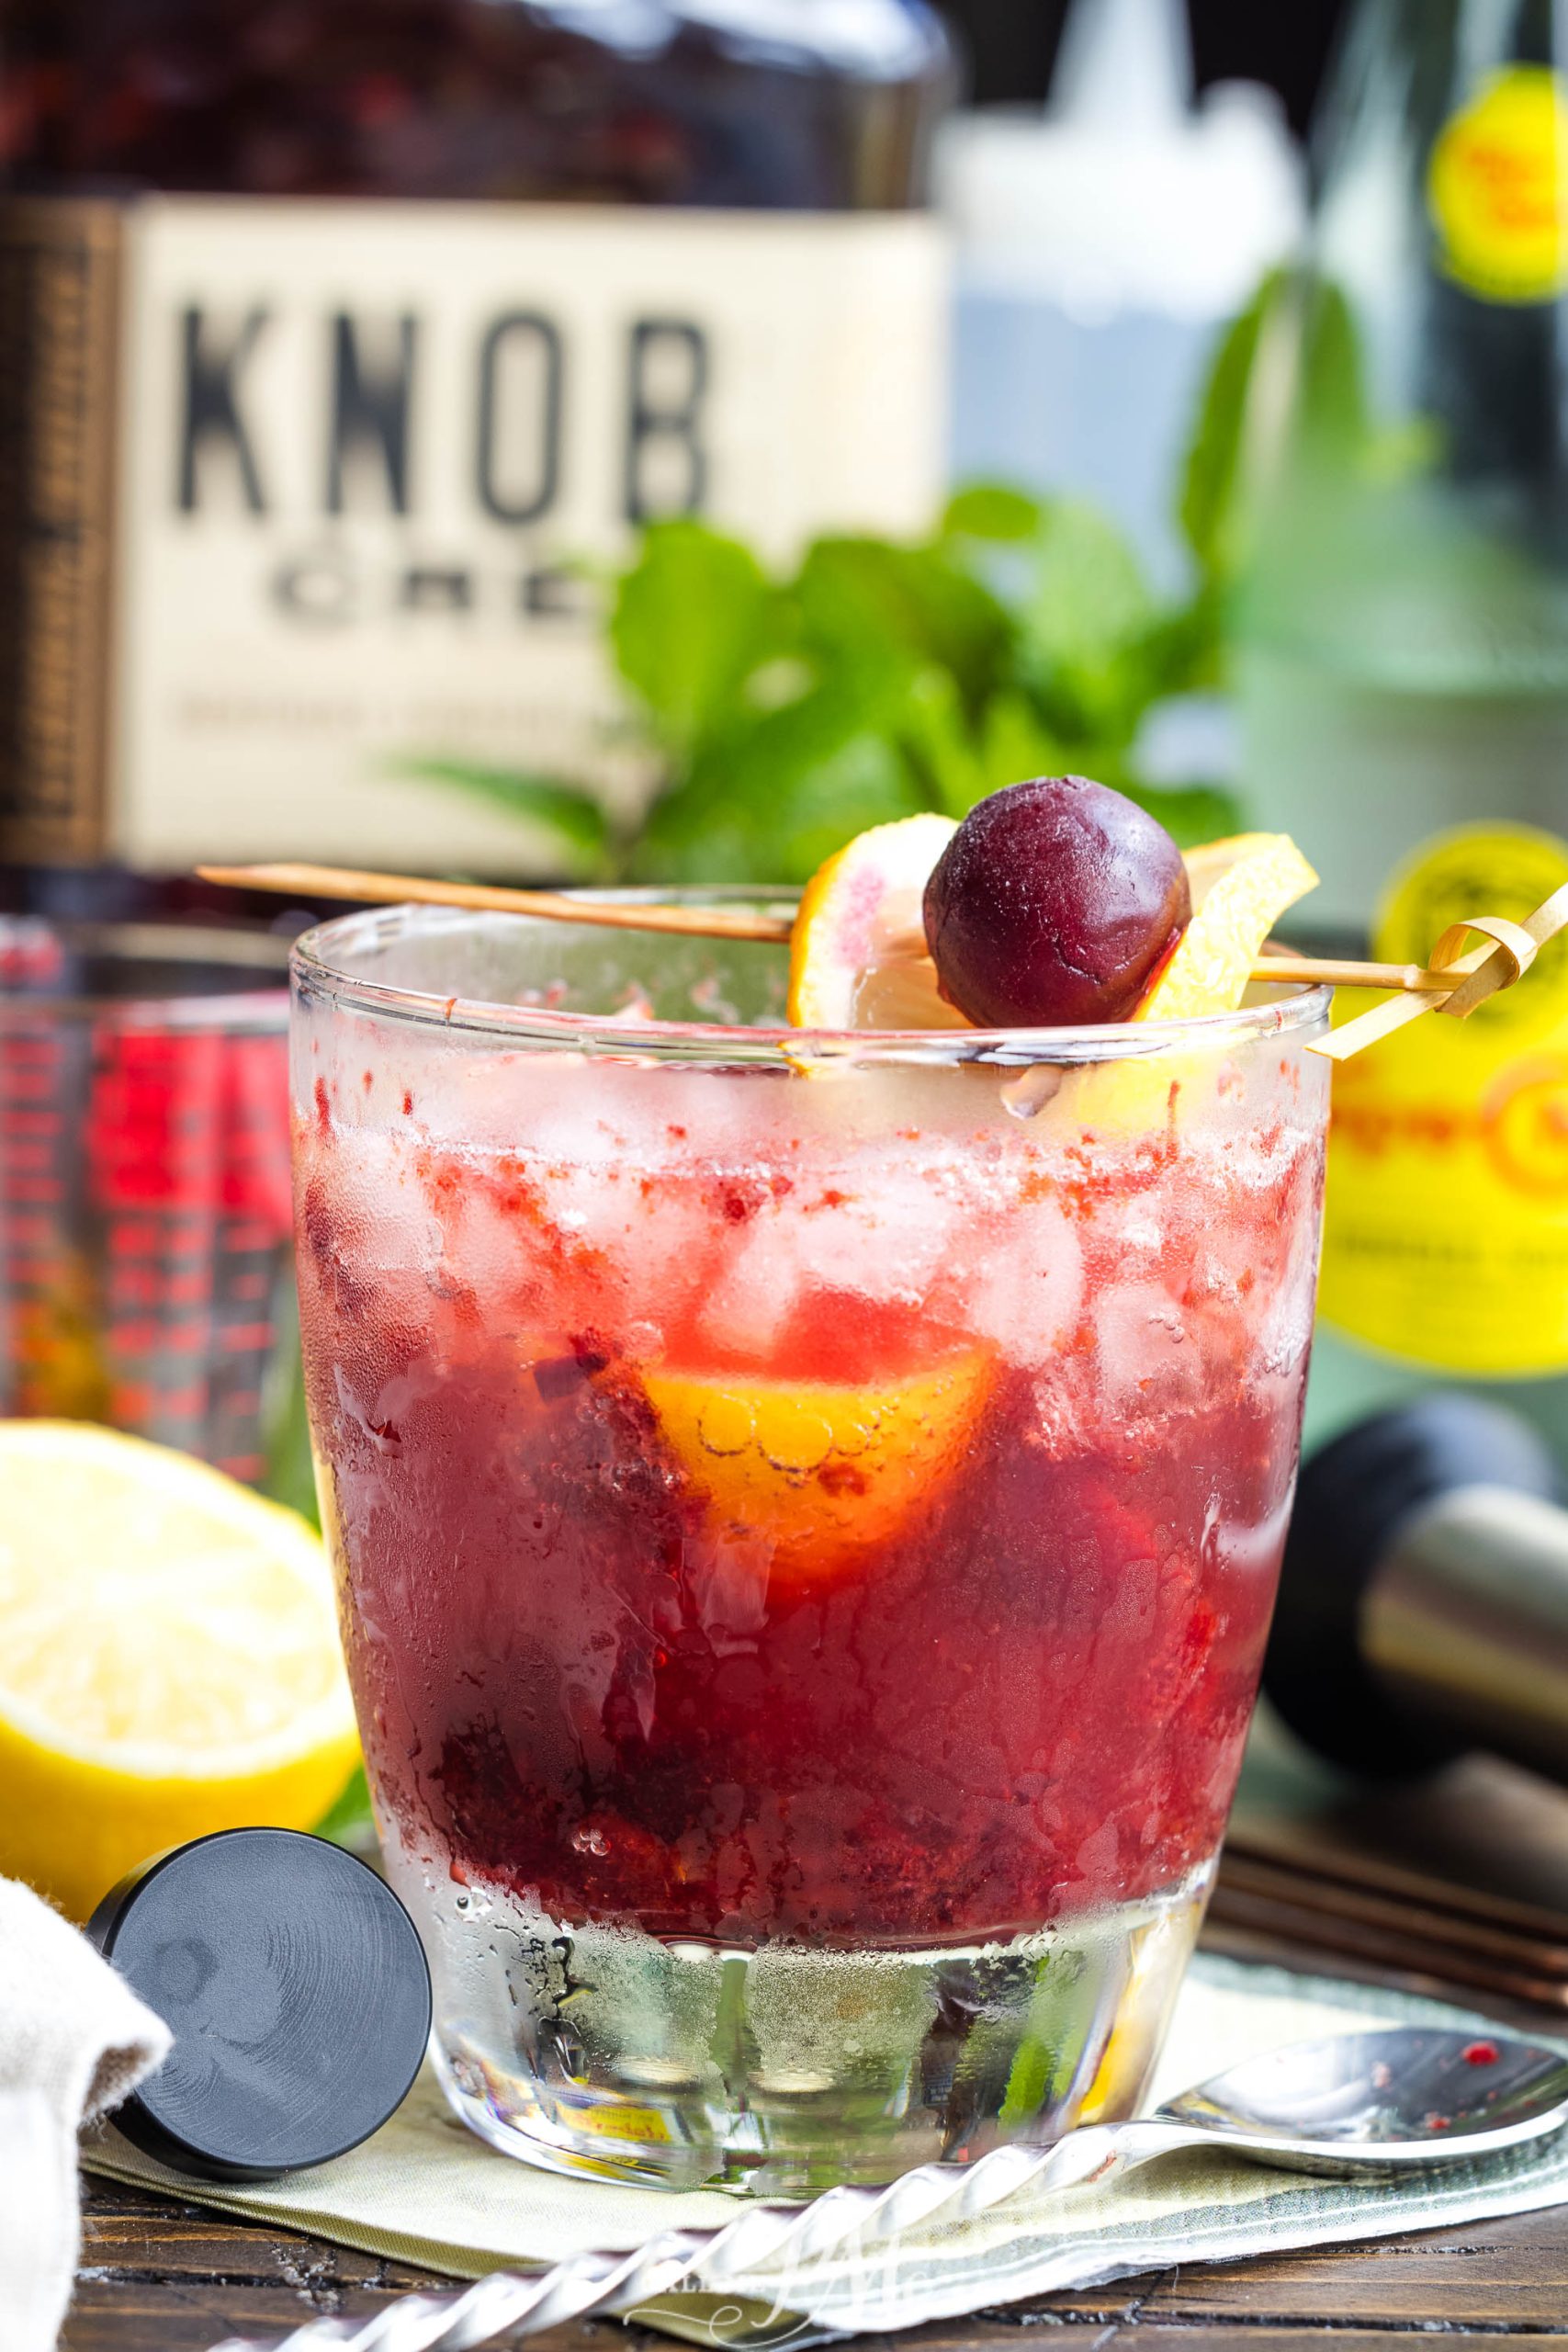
{"left": 400, "top": 1857, "right": 1213, "bottom": 2196}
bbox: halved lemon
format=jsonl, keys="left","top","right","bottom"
{"left": 645, "top": 1351, "right": 992, "bottom": 1580}
{"left": 788, "top": 813, "right": 968, "bottom": 1030}
{"left": 0, "top": 1422, "right": 359, "bottom": 1919}
{"left": 1135, "top": 833, "right": 1319, "bottom": 1023}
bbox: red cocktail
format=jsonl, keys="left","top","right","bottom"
{"left": 293, "top": 899, "right": 1328, "bottom": 2191}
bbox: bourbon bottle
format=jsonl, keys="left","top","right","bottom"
{"left": 0, "top": 0, "right": 953, "bottom": 873}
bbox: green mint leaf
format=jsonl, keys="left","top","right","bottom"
{"left": 1122, "top": 779, "right": 1245, "bottom": 848}
{"left": 1296, "top": 277, "right": 1370, "bottom": 458}
{"left": 611, "top": 520, "right": 777, "bottom": 750}
{"left": 315, "top": 1766, "right": 378, "bottom": 1852}
{"left": 636, "top": 684, "right": 924, "bottom": 885}
{"left": 1180, "top": 266, "right": 1284, "bottom": 580}
{"left": 897, "top": 673, "right": 1076, "bottom": 819}
{"left": 895, "top": 668, "right": 987, "bottom": 818}
{"left": 1128, "top": 585, "right": 1227, "bottom": 705}
{"left": 942, "top": 482, "right": 1046, "bottom": 543}
{"left": 1181, "top": 268, "right": 1371, "bottom": 585}
{"left": 974, "top": 692, "right": 1075, "bottom": 799}
{"left": 1021, "top": 498, "right": 1154, "bottom": 677}
{"left": 795, "top": 534, "right": 1012, "bottom": 716}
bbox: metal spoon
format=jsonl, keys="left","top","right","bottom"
{"left": 208, "top": 2027, "right": 1568, "bottom": 2352}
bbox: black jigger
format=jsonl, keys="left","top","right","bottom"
{"left": 1265, "top": 1396, "right": 1568, "bottom": 1784}
{"left": 86, "top": 1828, "right": 431, "bottom": 2178}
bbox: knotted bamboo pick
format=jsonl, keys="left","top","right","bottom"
{"left": 194, "top": 863, "right": 1449, "bottom": 990}
{"left": 1308, "top": 882, "right": 1568, "bottom": 1062}
{"left": 197, "top": 861, "right": 1568, "bottom": 1048}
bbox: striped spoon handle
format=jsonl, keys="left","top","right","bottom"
{"left": 205, "top": 2124, "right": 1145, "bottom": 2352}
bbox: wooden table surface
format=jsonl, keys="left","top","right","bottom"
{"left": 67, "top": 1754, "right": 1568, "bottom": 2351}
{"left": 65, "top": 2167, "right": 1568, "bottom": 2352}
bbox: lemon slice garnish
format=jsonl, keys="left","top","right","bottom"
{"left": 788, "top": 813, "right": 967, "bottom": 1030}
{"left": 1136, "top": 833, "right": 1319, "bottom": 1023}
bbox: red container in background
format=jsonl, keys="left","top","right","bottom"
{"left": 0, "top": 920, "right": 293, "bottom": 1481}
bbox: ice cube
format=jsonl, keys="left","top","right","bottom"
{"left": 698, "top": 1163, "right": 971, "bottom": 1358}
{"left": 1254, "top": 1227, "right": 1318, "bottom": 1376}
{"left": 531, "top": 1159, "right": 719, "bottom": 1331}
{"left": 968, "top": 1199, "right": 1086, "bottom": 1366}
{"left": 698, "top": 1213, "right": 802, "bottom": 1358}
{"left": 799, "top": 1167, "right": 965, "bottom": 1300}
{"left": 308, "top": 1128, "right": 445, "bottom": 1279}
{"left": 1094, "top": 1281, "right": 1205, "bottom": 1416}
{"left": 1024, "top": 1359, "right": 1096, "bottom": 1461}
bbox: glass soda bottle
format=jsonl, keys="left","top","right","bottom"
{"left": 1231, "top": 0, "right": 1568, "bottom": 1466}
{"left": 1235, "top": 0, "right": 1568, "bottom": 933}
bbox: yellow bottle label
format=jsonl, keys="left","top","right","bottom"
{"left": 1428, "top": 65, "right": 1568, "bottom": 304}
{"left": 1318, "top": 824, "right": 1568, "bottom": 1375}
{"left": 557, "top": 2094, "right": 674, "bottom": 2145}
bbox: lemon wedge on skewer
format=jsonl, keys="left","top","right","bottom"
{"left": 1136, "top": 833, "right": 1320, "bottom": 1023}
{"left": 788, "top": 813, "right": 1318, "bottom": 1036}
{"left": 787, "top": 812, "right": 967, "bottom": 1030}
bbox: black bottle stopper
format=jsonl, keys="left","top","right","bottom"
{"left": 86, "top": 1827, "right": 431, "bottom": 2180}
{"left": 1265, "top": 1395, "right": 1568, "bottom": 1783}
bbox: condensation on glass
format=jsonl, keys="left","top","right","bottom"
{"left": 291, "top": 902, "right": 1329, "bottom": 2193}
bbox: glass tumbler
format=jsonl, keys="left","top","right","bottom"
{"left": 292, "top": 900, "right": 1329, "bottom": 2194}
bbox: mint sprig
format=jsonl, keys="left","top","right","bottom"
{"left": 395, "top": 287, "right": 1315, "bottom": 883}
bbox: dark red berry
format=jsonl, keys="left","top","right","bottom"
{"left": 923, "top": 776, "right": 1191, "bottom": 1028}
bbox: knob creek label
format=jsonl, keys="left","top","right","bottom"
{"left": 0, "top": 196, "right": 946, "bottom": 871}
{"left": 1319, "top": 824, "right": 1568, "bottom": 1376}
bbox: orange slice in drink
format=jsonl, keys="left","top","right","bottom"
{"left": 788, "top": 813, "right": 969, "bottom": 1030}
{"left": 1135, "top": 833, "right": 1318, "bottom": 1023}
{"left": 644, "top": 1351, "right": 992, "bottom": 1580}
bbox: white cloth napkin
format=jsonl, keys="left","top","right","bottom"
{"left": 81, "top": 1954, "right": 1568, "bottom": 2346}
{"left": 0, "top": 1877, "right": 171, "bottom": 2352}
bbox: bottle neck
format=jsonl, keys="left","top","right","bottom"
{"left": 0, "top": 0, "right": 953, "bottom": 208}
{"left": 1364, "top": 1484, "right": 1568, "bottom": 1781}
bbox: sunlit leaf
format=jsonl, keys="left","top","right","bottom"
{"left": 795, "top": 535, "right": 1012, "bottom": 717}
{"left": 611, "top": 520, "right": 778, "bottom": 750}
{"left": 942, "top": 482, "right": 1046, "bottom": 542}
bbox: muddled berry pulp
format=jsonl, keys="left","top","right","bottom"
{"left": 298, "top": 1056, "right": 1324, "bottom": 1952}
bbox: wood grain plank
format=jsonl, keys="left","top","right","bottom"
{"left": 73, "top": 2160, "right": 1568, "bottom": 2345}
{"left": 70, "top": 2174, "right": 625, "bottom": 2352}
{"left": 63, "top": 2273, "right": 638, "bottom": 2352}
{"left": 822, "top": 2332, "right": 1568, "bottom": 2352}
{"left": 66, "top": 2188, "right": 1568, "bottom": 2350}
{"left": 63, "top": 2278, "right": 408, "bottom": 2352}
{"left": 78, "top": 2171, "right": 444, "bottom": 2291}
{"left": 63, "top": 2291, "right": 1568, "bottom": 2352}
{"left": 1033, "top": 2209, "right": 1568, "bottom": 2327}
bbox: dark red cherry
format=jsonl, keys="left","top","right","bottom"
{"left": 922, "top": 776, "right": 1190, "bottom": 1028}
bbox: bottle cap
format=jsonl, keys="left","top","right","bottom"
{"left": 86, "top": 1827, "right": 431, "bottom": 2180}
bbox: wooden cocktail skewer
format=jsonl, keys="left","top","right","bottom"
{"left": 198, "top": 861, "right": 794, "bottom": 943}
{"left": 197, "top": 860, "right": 1456, "bottom": 996}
